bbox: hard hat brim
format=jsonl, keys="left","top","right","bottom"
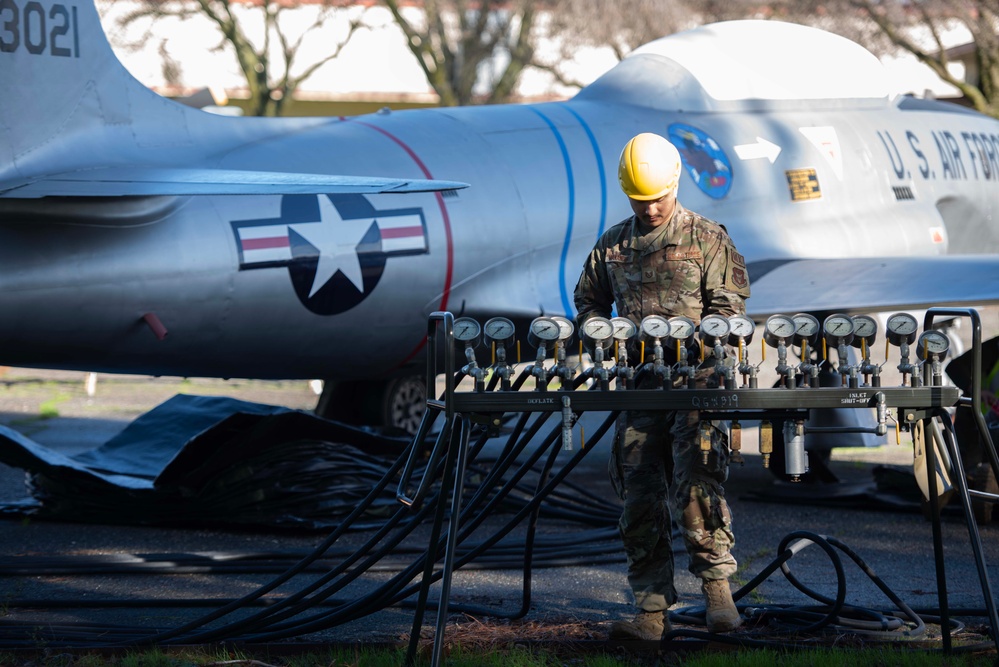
{"left": 626, "top": 185, "right": 677, "bottom": 201}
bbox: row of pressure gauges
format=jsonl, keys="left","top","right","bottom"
{"left": 453, "top": 314, "right": 585, "bottom": 350}
{"left": 577, "top": 314, "right": 757, "bottom": 349}
{"left": 458, "top": 314, "right": 759, "bottom": 353}
{"left": 527, "top": 316, "right": 576, "bottom": 348}
{"left": 761, "top": 312, "right": 949, "bottom": 360}
{"left": 579, "top": 316, "right": 638, "bottom": 350}
{"left": 452, "top": 316, "right": 518, "bottom": 349}
{"left": 455, "top": 312, "right": 950, "bottom": 360}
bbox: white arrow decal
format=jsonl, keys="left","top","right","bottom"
{"left": 734, "top": 137, "right": 782, "bottom": 163}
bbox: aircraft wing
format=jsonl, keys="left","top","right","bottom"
{"left": 747, "top": 255, "right": 999, "bottom": 318}
{"left": 0, "top": 167, "right": 468, "bottom": 198}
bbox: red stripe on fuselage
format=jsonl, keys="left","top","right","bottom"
{"left": 242, "top": 237, "right": 290, "bottom": 250}
{"left": 380, "top": 225, "right": 424, "bottom": 239}
{"left": 347, "top": 118, "right": 454, "bottom": 368}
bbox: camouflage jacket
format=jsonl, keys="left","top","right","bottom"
{"left": 573, "top": 203, "right": 750, "bottom": 331}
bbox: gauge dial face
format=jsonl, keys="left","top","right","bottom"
{"left": 823, "top": 314, "right": 855, "bottom": 343}
{"left": 764, "top": 314, "right": 796, "bottom": 343}
{"left": 640, "top": 314, "right": 671, "bottom": 340}
{"left": 529, "top": 317, "right": 561, "bottom": 342}
{"left": 728, "top": 315, "right": 755, "bottom": 343}
{"left": 917, "top": 330, "right": 950, "bottom": 358}
{"left": 452, "top": 317, "right": 481, "bottom": 343}
{"left": 886, "top": 312, "right": 919, "bottom": 345}
{"left": 699, "top": 314, "right": 731, "bottom": 341}
{"left": 851, "top": 315, "right": 878, "bottom": 346}
{"left": 610, "top": 317, "right": 638, "bottom": 341}
{"left": 550, "top": 316, "right": 575, "bottom": 341}
{"left": 581, "top": 316, "right": 614, "bottom": 341}
{"left": 483, "top": 317, "right": 515, "bottom": 343}
{"left": 669, "top": 316, "right": 696, "bottom": 340}
{"left": 792, "top": 313, "right": 820, "bottom": 344}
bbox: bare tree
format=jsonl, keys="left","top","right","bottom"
{"left": 380, "top": 0, "right": 547, "bottom": 106}
{"left": 850, "top": 0, "right": 999, "bottom": 116}
{"left": 111, "top": 0, "right": 369, "bottom": 116}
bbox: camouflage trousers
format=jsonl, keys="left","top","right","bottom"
{"left": 609, "top": 407, "right": 737, "bottom": 612}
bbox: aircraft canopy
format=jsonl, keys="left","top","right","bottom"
{"left": 578, "top": 20, "right": 891, "bottom": 110}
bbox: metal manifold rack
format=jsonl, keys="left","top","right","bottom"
{"left": 424, "top": 309, "right": 967, "bottom": 478}
{"left": 398, "top": 307, "right": 998, "bottom": 666}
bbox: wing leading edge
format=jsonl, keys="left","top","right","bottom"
{"left": 746, "top": 256, "right": 999, "bottom": 318}
{"left": 0, "top": 167, "right": 469, "bottom": 199}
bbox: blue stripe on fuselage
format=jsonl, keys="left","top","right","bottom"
{"left": 530, "top": 106, "right": 607, "bottom": 318}
{"left": 559, "top": 104, "right": 607, "bottom": 238}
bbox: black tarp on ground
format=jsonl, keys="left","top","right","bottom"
{"left": 0, "top": 394, "right": 409, "bottom": 530}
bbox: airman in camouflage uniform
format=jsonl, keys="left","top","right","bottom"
{"left": 574, "top": 133, "right": 751, "bottom": 640}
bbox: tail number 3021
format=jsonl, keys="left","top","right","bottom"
{"left": 1, "top": 0, "right": 79, "bottom": 58}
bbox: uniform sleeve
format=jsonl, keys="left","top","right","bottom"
{"left": 573, "top": 244, "right": 615, "bottom": 331}
{"left": 702, "top": 232, "right": 751, "bottom": 317}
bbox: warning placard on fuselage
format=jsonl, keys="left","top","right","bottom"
{"left": 786, "top": 168, "right": 821, "bottom": 201}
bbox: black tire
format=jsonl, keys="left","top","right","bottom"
{"left": 381, "top": 375, "right": 428, "bottom": 436}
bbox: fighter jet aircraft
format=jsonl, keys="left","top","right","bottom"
{"left": 2, "top": 1, "right": 999, "bottom": 439}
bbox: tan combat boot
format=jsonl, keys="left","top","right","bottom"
{"left": 608, "top": 610, "right": 671, "bottom": 641}
{"left": 702, "top": 578, "right": 741, "bottom": 633}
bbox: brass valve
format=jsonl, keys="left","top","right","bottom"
{"left": 699, "top": 421, "right": 713, "bottom": 465}
{"left": 730, "top": 421, "right": 744, "bottom": 465}
{"left": 760, "top": 420, "right": 773, "bottom": 468}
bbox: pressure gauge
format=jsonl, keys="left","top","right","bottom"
{"left": 640, "top": 314, "right": 671, "bottom": 341}
{"left": 483, "top": 317, "right": 515, "bottom": 347}
{"left": 668, "top": 316, "right": 697, "bottom": 343}
{"left": 550, "top": 315, "right": 575, "bottom": 343}
{"left": 822, "top": 313, "right": 855, "bottom": 346}
{"left": 452, "top": 317, "right": 481, "bottom": 347}
{"left": 763, "top": 314, "right": 796, "bottom": 347}
{"left": 581, "top": 316, "right": 615, "bottom": 349}
{"left": 528, "top": 317, "right": 561, "bottom": 348}
{"left": 791, "top": 313, "right": 820, "bottom": 347}
{"left": 610, "top": 316, "right": 638, "bottom": 341}
{"left": 886, "top": 312, "right": 919, "bottom": 346}
{"left": 727, "top": 314, "right": 755, "bottom": 345}
{"left": 698, "top": 314, "right": 731, "bottom": 345}
{"left": 916, "top": 330, "right": 950, "bottom": 360}
{"left": 850, "top": 315, "right": 879, "bottom": 348}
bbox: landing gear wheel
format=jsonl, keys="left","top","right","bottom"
{"left": 383, "top": 375, "right": 427, "bottom": 436}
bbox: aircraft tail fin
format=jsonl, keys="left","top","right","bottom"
{"left": 0, "top": 1, "right": 469, "bottom": 198}
{"left": 0, "top": 0, "right": 202, "bottom": 181}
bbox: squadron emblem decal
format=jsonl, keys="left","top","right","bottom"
{"left": 230, "top": 194, "right": 428, "bottom": 315}
{"left": 667, "top": 123, "right": 733, "bottom": 199}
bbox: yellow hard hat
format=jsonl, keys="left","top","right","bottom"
{"left": 618, "top": 133, "right": 682, "bottom": 200}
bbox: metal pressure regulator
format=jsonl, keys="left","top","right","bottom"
{"left": 452, "top": 316, "right": 486, "bottom": 391}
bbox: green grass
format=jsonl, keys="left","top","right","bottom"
{"left": 38, "top": 393, "right": 69, "bottom": 419}
{"left": 0, "top": 645, "right": 994, "bottom": 667}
